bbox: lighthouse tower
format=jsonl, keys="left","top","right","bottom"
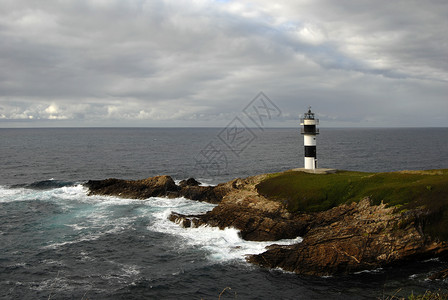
{"left": 300, "top": 107, "right": 319, "bottom": 170}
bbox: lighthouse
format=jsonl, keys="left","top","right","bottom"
{"left": 300, "top": 107, "right": 319, "bottom": 170}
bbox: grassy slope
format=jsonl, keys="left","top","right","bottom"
{"left": 256, "top": 169, "right": 448, "bottom": 240}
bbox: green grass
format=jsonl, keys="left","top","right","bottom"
{"left": 256, "top": 169, "right": 448, "bottom": 240}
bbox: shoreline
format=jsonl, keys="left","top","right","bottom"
{"left": 85, "top": 168, "right": 448, "bottom": 277}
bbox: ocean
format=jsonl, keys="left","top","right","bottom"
{"left": 1, "top": 127, "right": 448, "bottom": 299}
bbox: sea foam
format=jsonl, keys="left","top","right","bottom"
{"left": 1, "top": 183, "right": 302, "bottom": 264}
{"left": 148, "top": 198, "right": 302, "bottom": 262}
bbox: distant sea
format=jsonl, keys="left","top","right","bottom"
{"left": 1, "top": 127, "right": 448, "bottom": 299}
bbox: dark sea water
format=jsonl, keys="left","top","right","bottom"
{"left": 1, "top": 127, "right": 448, "bottom": 299}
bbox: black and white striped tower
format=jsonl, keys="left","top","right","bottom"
{"left": 300, "top": 107, "right": 319, "bottom": 170}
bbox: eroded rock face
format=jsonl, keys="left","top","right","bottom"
{"left": 247, "top": 198, "right": 448, "bottom": 276}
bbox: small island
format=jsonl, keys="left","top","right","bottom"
{"left": 85, "top": 168, "right": 448, "bottom": 277}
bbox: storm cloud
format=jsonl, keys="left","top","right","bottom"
{"left": 1, "top": 0, "right": 447, "bottom": 127}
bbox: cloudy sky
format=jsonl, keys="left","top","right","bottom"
{"left": 1, "top": 0, "right": 447, "bottom": 127}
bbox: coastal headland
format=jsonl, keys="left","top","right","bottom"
{"left": 85, "top": 169, "right": 448, "bottom": 277}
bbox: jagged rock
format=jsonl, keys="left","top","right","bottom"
{"left": 179, "top": 178, "right": 201, "bottom": 187}
{"left": 179, "top": 184, "right": 229, "bottom": 204}
{"left": 85, "top": 175, "right": 180, "bottom": 199}
{"left": 247, "top": 198, "right": 448, "bottom": 276}
{"left": 170, "top": 175, "right": 313, "bottom": 241}
{"left": 86, "top": 172, "right": 448, "bottom": 276}
{"left": 169, "top": 203, "right": 311, "bottom": 241}
{"left": 85, "top": 175, "right": 230, "bottom": 204}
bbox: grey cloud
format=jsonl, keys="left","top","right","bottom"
{"left": 0, "top": 0, "right": 447, "bottom": 127}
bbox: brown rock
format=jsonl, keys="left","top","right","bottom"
{"left": 85, "top": 175, "right": 231, "bottom": 204}
{"left": 179, "top": 178, "right": 201, "bottom": 187}
{"left": 178, "top": 183, "right": 230, "bottom": 204}
{"left": 247, "top": 198, "right": 448, "bottom": 276}
{"left": 85, "top": 175, "right": 179, "bottom": 199}
{"left": 86, "top": 173, "right": 448, "bottom": 276}
{"left": 169, "top": 175, "right": 312, "bottom": 241}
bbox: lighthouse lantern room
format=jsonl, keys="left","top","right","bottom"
{"left": 300, "top": 107, "right": 319, "bottom": 170}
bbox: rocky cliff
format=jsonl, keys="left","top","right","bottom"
{"left": 85, "top": 172, "right": 448, "bottom": 276}
{"left": 248, "top": 198, "right": 447, "bottom": 275}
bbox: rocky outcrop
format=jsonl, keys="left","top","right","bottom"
{"left": 86, "top": 173, "right": 448, "bottom": 276}
{"left": 85, "top": 176, "right": 179, "bottom": 199}
{"left": 247, "top": 198, "right": 448, "bottom": 276}
{"left": 170, "top": 175, "right": 313, "bottom": 241}
{"left": 179, "top": 178, "right": 201, "bottom": 187}
{"left": 85, "top": 175, "right": 230, "bottom": 204}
